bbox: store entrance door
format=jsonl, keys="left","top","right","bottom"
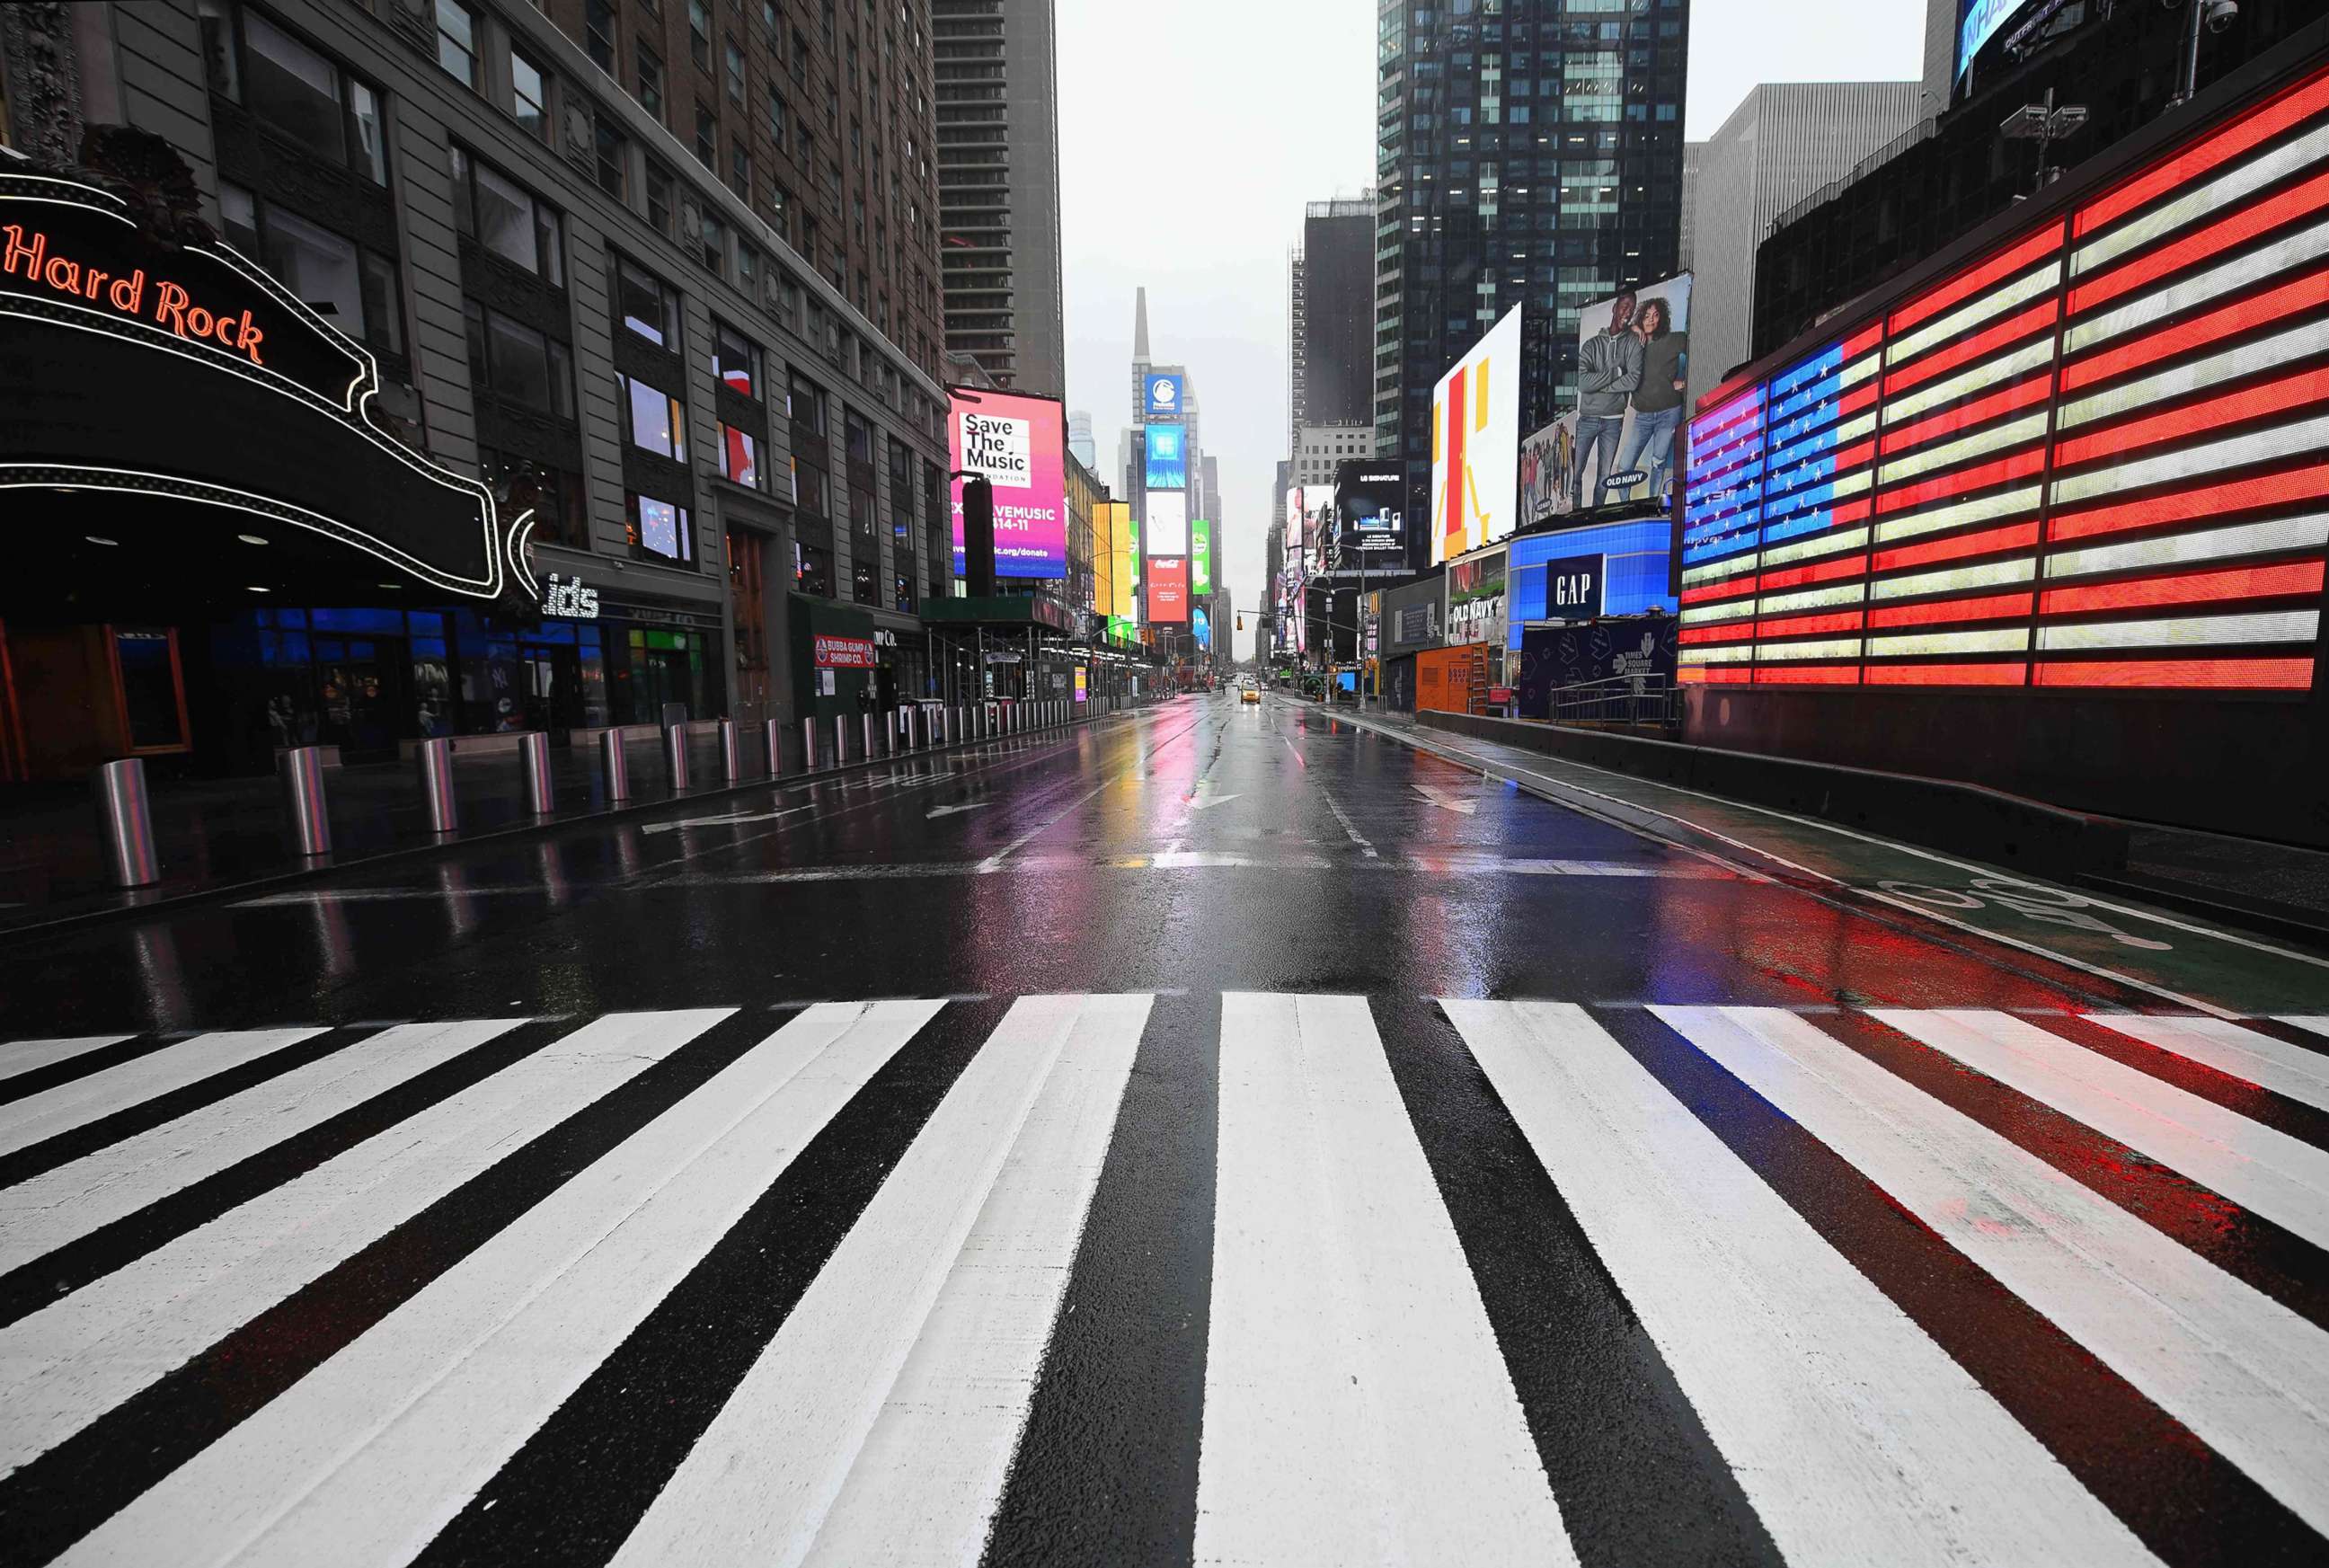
{"left": 518, "top": 641, "right": 585, "bottom": 732}
{"left": 314, "top": 635, "right": 408, "bottom": 761}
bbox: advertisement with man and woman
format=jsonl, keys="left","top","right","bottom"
{"left": 1519, "top": 272, "right": 1692, "bottom": 524}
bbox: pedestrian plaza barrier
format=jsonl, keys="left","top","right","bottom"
{"left": 94, "top": 757, "right": 160, "bottom": 888}
{"left": 412, "top": 738, "right": 455, "bottom": 840}
{"left": 518, "top": 733, "right": 555, "bottom": 816}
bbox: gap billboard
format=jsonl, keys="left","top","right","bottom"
{"left": 949, "top": 387, "right": 1067, "bottom": 579}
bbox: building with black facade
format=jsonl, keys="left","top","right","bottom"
{"left": 1753, "top": 0, "right": 2316, "bottom": 359}
{"left": 1374, "top": 0, "right": 1690, "bottom": 569}
{"left": 0, "top": 0, "right": 957, "bottom": 782}
{"left": 1290, "top": 195, "right": 1373, "bottom": 436}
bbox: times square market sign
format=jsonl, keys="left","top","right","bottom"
{"left": 0, "top": 171, "right": 536, "bottom": 605}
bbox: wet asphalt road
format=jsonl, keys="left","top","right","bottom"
{"left": 3, "top": 692, "right": 2328, "bottom": 1566}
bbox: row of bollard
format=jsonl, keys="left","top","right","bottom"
{"left": 93, "top": 691, "right": 1126, "bottom": 890}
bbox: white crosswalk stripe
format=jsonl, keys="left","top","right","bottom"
{"left": 1447, "top": 1000, "right": 2157, "bottom": 1567}
{"left": 0, "top": 996, "right": 2324, "bottom": 1567}
{"left": 1652, "top": 1004, "right": 2329, "bottom": 1539}
{"left": 0, "top": 1030, "right": 324, "bottom": 1158}
{"left": 1199, "top": 993, "right": 1572, "bottom": 1567}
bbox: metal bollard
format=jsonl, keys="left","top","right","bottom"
{"left": 283, "top": 746, "right": 334, "bottom": 855}
{"left": 766, "top": 719, "right": 784, "bottom": 778}
{"left": 720, "top": 719, "right": 742, "bottom": 783}
{"left": 518, "top": 731, "right": 554, "bottom": 815}
{"left": 93, "top": 757, "right": 161, "bottom": 888}
{"left": 802, "top": 716, "right": 819, "bottom": 770}
{"left": 863, "top": 713, "right": 877, "bottom": 762}
{"left": 665, "top": 723, "right": 691, "bottom": 791}
{"left": 412, "top": 737, "right": 454, "bottom": 838}
{"left": 602, "top": 729, "right": 632, "bottom": 802}
{"left": 899, "top": 705, "right": 916, "bottom": 751}
{"left": 832, "top": 714, "right": 849, "bottom": 766}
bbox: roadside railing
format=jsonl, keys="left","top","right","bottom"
{"left": 1545, "top": 674, "right": 1683, "bottom": 733}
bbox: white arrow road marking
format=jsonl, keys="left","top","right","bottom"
{"left": 642, "top": 805, "right": 814, "bottom": 835}
{"left": 1187, "top": 793, "right": 1243, "bottom": 811}
{"left": 1411, "top": 784, "right": 1477, "bottom": 816}
{"left": 926, "top": 802, "right": 989, "bottom": 819}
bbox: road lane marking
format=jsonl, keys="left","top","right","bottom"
{"left": 2084, "top": 1014, "right": 2329, "bottom": 1114}
{"left": 1410, "top": 783, "right": 1478, "bottom": 816}
{"left": 975, "top": 777, "right": 1120, "bottom": 872}
{"left": 1653, "top": 1004, "right": 2329, "bottom": 1537}
{"left": 0, "top": 1020, "right": 520, "bottom": 1275}
{"left": 1185, "top": 792, "right": 1242, "bottom": 811}
{"left": 1445, "top": 1000, "right": 2155, "bottom": 1567}
{"left": 2280, "top": 1016, "right": 2329, "bottom": 1037}
{"left": 925, "top": 802, "right": 987, "bottom": 818}
{"left": 0, "top": 1010, "right": 731, "bottom": 1479}
{"left": 0, "top": 1037, "right": 136, "bottom": 1085}
{"left": 609, "top": 993, "right": 1147, "bottom": 1565}
{"left": 65, "top": 1003, "right": 940, "bottom": 1568}
{"left": 0, "top": 1029, "right": 326, "bottom": 1160}
{"left": 640, "top": 805, "right": 816, "bottom": 834}
{"left": 1197, "top": 994, "right": 1573, "bottom": 1566}
{"left": 1320, "top": 792, "right": 1379, "bottom": 857}
{"left": 1875, "top": 1009, "right": 2329, "bottom": 1254}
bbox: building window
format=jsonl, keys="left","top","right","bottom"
{"left": 619, "top": 373, "right": 687, "bottom": 461}
{"left": 795, "top": 537, "right": 832, "bottom": 596}
{"left": 713, "top": 321, "right": 761, "bottom": 397}
{"left": 695, "top": 103, "right": 717, "bottom": 167}
{"left": 700, "top": 210, "right": 728, "bottom": 275}
{"left": 766, "top": 84, "right": 786, "bottom": 148}
{"left": 614, "top": 253, "right": 678, "bottom": 345}
{"left": 627, "top": 492, "right": 693, "bottom": 563}
{"left": 480, "top": 447, "right": 589, "bottom": 551}
{"left": 465, "top": 298, "right": 573, "bottom": 418}
{"left": 724, "top": 38, "right": 745, "bottom": 103}
{"left": 223, "top": 183, "right": 403, "bottom": 357}
{"left": 636, "top": 43, "right": 664, "bottom": 120}
{"left": 433, "top": 0, "right": 479, "bottom": 88}
{"left": 594, "top": 115, "right": 627, "bottom": 199}
{"left": 584, "top": 0, "right": 617, "bottom": 71}
{"left": 449, "top": 146, "right": 565, "bottom": 286}
{"left": 644, "top": 160, "right": 676, "bottom": 235}
{"left": 687, "top": 0, "right": 712, "bottom": 67}
{"left": 199, "top": 3, "right": 385, "bottom": 183}
{"left": 721, "top": 424, "right": 761, "bottom": 487}
{"left": 730, "top": 142, "right": 750, "bottom": 199}
{"left": 511, "top": 49, "right": 550, "bottom": 140}
{"left": 894, "top": 574, "right": 917, "bottom": 613}
{"left": 852, "top": 554, "right": 876, "bottom": 605}
{"left": 736, "top": 241, "right": 759, "bottom": 296}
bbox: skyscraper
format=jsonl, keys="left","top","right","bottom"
{"left": 1067, "top": 409, "right": 1096, "bottom": 471}
{"left": 1290, "top": 196, "right": 1377, "bottom": 447}
{"left": 1684, "top": 83, "right": 1924, "bottom": 408}
{"left": 931, "top": 0, "right": 1066, "bottom": 394}
{"left": 1375, "top": 0, "right": 1691, "bottom": 565}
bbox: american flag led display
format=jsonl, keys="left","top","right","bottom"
{"left": 1679, "top": 64, "right": 2329, "bottom": 693}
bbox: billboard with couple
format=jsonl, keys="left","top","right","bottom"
{"left": 1519, "top": 273, "right": 1692, "bottom": 525}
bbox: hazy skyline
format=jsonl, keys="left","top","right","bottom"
{"left": 1056, "top": 0, "right": 1928, "bottom": 660}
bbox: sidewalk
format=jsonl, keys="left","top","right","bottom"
{"left": 1, "top": 708, "right": 1132, "bottom": 936}
{"left": 1315, "top": 697, "right": 2329, "bottom": 946}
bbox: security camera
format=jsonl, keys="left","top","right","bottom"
{"left": 2205, "top": 0, "right": 2238, "bottom": 31}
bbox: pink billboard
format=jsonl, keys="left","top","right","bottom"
{"left": 949, "top": 388, "right": 1067, "bottom": 580}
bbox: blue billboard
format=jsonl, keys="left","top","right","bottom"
{"left": 1506, "top": 518, "right": 1672, "bottom": 651}
{"left": 1144, "top": 373, "right": 1184, "bottom": 419}
{"left": 1145, "top": 421, "right": 1187, "bottom": 490}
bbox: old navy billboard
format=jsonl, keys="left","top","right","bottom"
{"left": 948, "top": 387, "right": 1067, "bottom": 579}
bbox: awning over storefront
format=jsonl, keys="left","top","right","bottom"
{"left": 2, "top": 167, "right": 536, "bottom": 615}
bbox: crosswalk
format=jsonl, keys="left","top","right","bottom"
{"left": 1, "top": 997, "right": 2325, "bottom": 1565}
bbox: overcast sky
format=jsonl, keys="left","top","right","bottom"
{"left": 1056, "top": 0, "right": 1930, "bottom": 660}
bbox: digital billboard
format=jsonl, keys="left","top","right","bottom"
{"left": 1507, "top": 517, "right": 1673, "bottom": 649}
{"left": 949, "top": 388, "right": 1066, "bottom": 578}
{"left": 1955, "top": 0, "right": 2039, "bottom": 82}
{"left": 1429, "top": 302, "right": 1523, "bottom": 564}
{"left": 1145, "top": 421, "right": 1187, "bottom": 490}
{"left": 1099, "top": 500, "right": 1137, "bottom": 622}
{"left": 1554, "top": 272, "right": 1694, "bottom": 518}
{"left": 1192, "top": 516, "right": 1212, "bottom": 596}
{"left": 1149, "top": 557, "right": 1190, "bottom": 624}
{"left": 1336, "top": 469, "right": 1406, "bottom": 565}
{"left": 1678, "top": 58, "right": 2329, "bottom": 694}
{"left": 1193, "top": 606, "right": 1212, "bottom": 650}
{"left": 1147, "top": 490, "right": 1190, "bottom": 557}
{"left": 1145, "top": 372, "right": 1184, "bottom": 419}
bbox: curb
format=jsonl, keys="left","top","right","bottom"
{"left": 0, "top": 707, "right": 1156, "bottom": 945}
